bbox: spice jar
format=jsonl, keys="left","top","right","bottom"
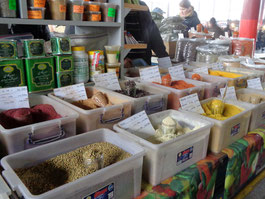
{"left": 101, "top": 3, "right": 117, "bottom": 22}
{"left": 0, "top": 0, "right": 17, "bottom": 18}
{"left": 72, "top": 46, "right": 89, "bottom": 84}
{"left": 67, "top": 0, "right": 84, "bottom": 21}
{"left": 87, "top": 1, "right": 100, "bottom": 11}
{"left": 48, "top": 0, "right": 67, "bottom": 20}
{"left": 88, "top": 50, "right": 104, "bottom": 81}
{"left": 28, "top": 7, "right": 46, "bottom": 19}
{"left": 27, "top": 0, "right": 46, "bottom": 7}
{"left": 85, "top": 11, "right": 101, "bottom": 21}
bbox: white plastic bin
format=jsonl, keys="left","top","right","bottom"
{"left": 114, "top": 110, "right": 213, "bottom": 186}
{"left": 98, "top": 81, "right": 170, "bottom": 114}
{"left": 0, "top": 175, "right": 11, "bottom": 198}
{"left": 236, "top": 88, "right": 265, "bottom": 131}
{"left": 1, "top": 129, "right": 145, "bottom": 199}
{"left": 48, "top": 86, "right": 132, "bottom": 134}
{"left": 0, "top": 95, "right": 79, "bottom": 154}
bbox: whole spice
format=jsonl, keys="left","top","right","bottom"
{"left": 0, "top": 0, "right": 17, "bottom": 18}
{"left": 115, "top": 81, "right": 151, "bottom": 98}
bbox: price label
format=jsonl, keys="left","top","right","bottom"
{"left": 140, "top": 66, "right": 162, "bottom": 83}
{"left": 247, "top": 78, "right": 263, "bottom": 90}
{"left": 193, "top": 67, "right": 209, "bottom": 74}
{"left": 225, "top": 32, "right": 229, "bottom": 38}
{"left": 180, "top": 93, "right": 204, "bottom": 114}
{"left": 118, "top": 111, "right": 156, "bottom": 139}
{"left": 0, "top": 86, "right": 30, "bottom": 111}
{"left": 178, "top": 33, "right": 184, "bottom": 39}
{"left": 158, "top": 57, "right": 172, "bottom": 68}
{"left": 168, "top": 65, "right": 185, "bottom": 79}
{"left": 220, "top": 86, "right": 237, "bottom": 100}
{"left": 54, "top": 83, "right": 88, "bottom": 102}
{"left": 212, "top": 63, "right": 224, "bottom": 71}
{"left": 246, "top": 58, "right": 255, "bottom": 65}
{"left": 94, "top": 72, "right": 121, "bottom": 91}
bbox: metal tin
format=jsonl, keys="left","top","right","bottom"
{"left": 0, "top": 40, "right": 18, "bottom": 60}
{"left": 0, "top": 59, "right": 25, "bottom": 88}
{"left": 56, "top": 71, "right": 74, "bottom": 87}
{"left": 51, "top": 37, "right": 72, "bottom": 55}
{"left": 23, "top": 39, "right": 45, "bottom": 58}
{"left": 54, "top": 55, "right": 74, "bottom": 72}
{"left": 25, "top": 57, "right": 55, "bottom": 92}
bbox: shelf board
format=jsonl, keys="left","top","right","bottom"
{"left": 0, "top": 18, "right": 121, "bottom": 27}
{"left": 124, "top": 44, "right": 147, "bottom": 49}
{"left": 124, "top": 3, "right": 149, "bottom": 11}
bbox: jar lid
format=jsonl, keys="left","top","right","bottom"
{"left": 72, "top": 46, "right": 85, "bottom": 51}
{"left": 88, "top": 50, "right": 104, "bottom": 55}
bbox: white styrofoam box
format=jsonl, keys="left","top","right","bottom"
{"left": 225, "top": 66, "right": 265, "bottom": 82}
{"left": 98, "top": 81, "right": 170, "bottom": 115}
{"left": 236, "top": 88, "right": 265, "bottom": 131}
{"left": 114, "top": 110, "right": 213, "bottom": 186}
{"left": 182, "top": 97, "right": 253, "bottom": 154}
{"left": 1, "top": 129, "right": 145, "bottom": 199}
{"left": 185, "top": 72, "right": 227, "bottom": 99}
{"left": 48, "top": 86, "right": 133, "bottom": 134}
{"left": 146, "top": 78, "right": 206, "bottom": 110}
{"left": 0, "top": 175, "right": 11, "bottom": 198}
{"left": 0, "top": 95, "right": 79, "bottom": 155}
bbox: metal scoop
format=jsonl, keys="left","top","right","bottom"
{"left": 212, "top": 85, "right": 228, "bottom": 115}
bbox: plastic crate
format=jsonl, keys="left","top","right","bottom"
{"left": 1, "top": 129, "right": 145, "bottom": 199}
{"left": 0, "top": 95, "right": 79, "bottom": 154}
{"left": 114, "top": 110, "right": 213, "bottom": 185}
{"left": 0, "top": 175, "right": 11, "bottom": 198}
{"left": 48, "top": 86, "right": 132, "bottom": 134}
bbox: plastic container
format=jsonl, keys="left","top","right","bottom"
{"left": 148, "top": 78, "right": 206, "bottom": 110}
{"left": 48, "top": 86, "right": 133, "bottom": 133}
{"left": 196, "top": 45, "right": 229, "bottom": 63}
{"left": 218, "top": 55, "right": 246, "bottom": 68}
{"left": 114, "top": 109, "right": 213, "bottom": 185}
{"left": 48, "top": 0, "right": 67, "bottom": 20}
{"left": 240, "top": 60, "right": 265, "bottom": 79}
{"left": 85, "top": 11, "right": 101, "bottom": 21}
{"left": 196, "top": 97, "right": 253, "bottom": 154}
{"left": 72, "top": 46, "right": 89, "bottom": 84}
{"left": 101, "top": 3, "right": 117, "bottom": 22}
{"left": 104, "top": 45, "right": 120, "bottom": 64}
{"left": 27, "top": 0, "right": 46, "bottom": 7}
{"left": 0, "top": 175, "right": 11, "bottom": 198}
{"left": 0, "top": 40, "right": 18, "bottom": 60}
{"left": 1, "top": 129, "right": 144, "bottom": 199}
{"left": 23, "top": 39, "right": 45, "bottom": 58}
{"left": 185, "top": 72, "right": 227, "bottom": 98}
{"left": 67, "top": 0, "right": 84, "bottom": 21}
{"left": 106, "top": 62, "right": 121, "bottom": 77}
{"left": 87, "top": 1, "right": 100, "bottom": 11}
{"left": 0, "top": 0, "right": 17, "bottom": 18}
{"left": 88, "top": 50, "right": 104, "bottom": 81}
{"left": 0, "top": 95, "right": 79, "bottom": 154}
{"left": 231, "top": 37, "right": 255, "bottom": 57}
{"left": 94, "top": 0, "right": 107, "bottom": 2}
{"left": 28, "top": 7, "right": 46, "bottom": 19}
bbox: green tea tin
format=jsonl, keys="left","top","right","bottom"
{"left": 51, "top": 37, "right": 72, "bottom": 55}
{"left": 54, "top": 55, "right": 74, "bottom": 72}
{"left": 0, "top": 59, "right": 25, "bottom": 88}
{"left": 23, "top": 39, "right": 45, "bottom": 58}
{"left": 56, "top": 71, "right": 74, "bottom": 88}
{"left": 25, "top": 57, "right": 55, "bottom": 92}
{"left": 0, "top": 40, "right": 18, "bottom": 60}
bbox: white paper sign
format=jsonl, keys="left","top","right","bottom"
{"left": 180, "top": 93, "right": 205, "bottom": 114}
{"left": 212, "top": 63, "right": 224, "bottom": 71}
{"left": 246, "top": 58, "right": 255, "bottom": 65}
{"left": 94, "top": 72, "right": 121, "bottom": 91}
{"left": 168, "top": 65, "right": 185, "bottom": 79}
{"left": 0, "top": 86, "right": 30, "bottom": 111}
{"left": 158, "top": 57, "right": 172, "bottom": 68}
{"left": 225, "top": 32, "right": 229, "bottom": 38}
{"left": 118, "top": 111, "right": 156, "bottom": 139}
{"left": 220, "top": 86, "right": 237, "bottom": 100}
{"left": 193, "top": 67, "right": 209, "bottom": 74}
{"left": 247, "top": 78, "right": 263, "bottom": 90}
{"left": 140, "top": 66, "right": 162, "bottom": 83}
{"left": 54, "top": 83, "right": 88, "bottom": 102}
{"left": 178, "top": 33, "right": 184, "bottom": 39}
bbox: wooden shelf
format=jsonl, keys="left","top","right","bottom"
{"left": 124, "top": 44, "right": 147, "bottom": 49}
{"left": 124, "top": 3, "right": 149, "bottom": 11}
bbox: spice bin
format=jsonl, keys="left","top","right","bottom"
{"left": 28, "top": 7, "right": 46, "bottom": 19}
{"left": 48, "top": 86, "right": 133, "bottom": 133}
{"left": 218, "top": 55, "right": 246, "bottom": 68}
{"left": 240, "top": 60, "right": 265, "bottom": 79}
{"left": 0, "top": 0, "right": 17, "bottom": 18}
{"left": 48, "top": 0, "right": 67, "bottom": 20}
{"left": 27, "top": 0, "right": 46, "bottom": 7}
{"left": 0, "top": 175, "right": 11, "bottom": 198}
{"left": 67, "top": 0, "right": 84, "bottom": 21}
{"left": 1, "top": 129, "right": 144, "bottom": 199}
{"left": 114, "top": 109, "right": 213, "bottom": 185}
{"left": 0, "top": 95, "right": 78, "bottom": 154}
{"left": 85, "top": 11, "right": 101, "bottom": 21}
{"left": 231, "top": 37, "right": 255, "bottom": 57}
{"left": 196, "top": 45, "right": 229, "bottom": 63}
{"left": 101, "top": 3, "right": 117, "bottom": 22}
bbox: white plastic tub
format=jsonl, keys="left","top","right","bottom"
{"left": 48, "top": 86, "right": 132, "bottom": 134}
{"left": 114, "top": 110, "right": 213, "bottom": 186}
{"left": 0, "top": 95, "right": 79, "bottom": 155}
{"left": 0, "top": 175, "right": 11, "bottom": 198}
{"left": 236, "top": 88, "right": 265, "bottom": 131}
{"left": 98, "top": 81, "right": 170, "bottom": 114}
{"left": 1, "top": 129, "right": 145, "bottom": 199}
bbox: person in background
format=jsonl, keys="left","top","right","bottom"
{"left": 208, "top": 17, "right": 225, "bottom": 38}
{"left": 179, "top": 0, "right": 200, "bottom": 31}
{"left": 151, "top": 7, "right": 165, "bottom": 28}
{"left": 223, "top": 20, "right": 232, "bottom": 37}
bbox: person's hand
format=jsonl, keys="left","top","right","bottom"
{"left": 124, "top": 58, "right": 133, "bottom": 68}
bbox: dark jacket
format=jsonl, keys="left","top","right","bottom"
{"left": 125, "top": 1, "right": 168, "bottom": 65}
{"left": 182, "top": 11, "right": 200, "bottom": 31}
{"left": 208, "top": 25, "right": 225, "bottom": 38}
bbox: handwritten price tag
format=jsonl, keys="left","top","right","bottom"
{"left": 180, "top": 93, "right": 204, "bottom": 114}
{"left": 247, "top": 78, "right": 263, "bottom": 90}
{"left": 54, "top": 83, "right": 88, "bottom": 102}
{"left": 168, "top": 65, "right": 185, "bottom": 79}
{"left": 220, "top": 86, "right": 237, "bottom": 100}
{"left": 193, "top": 67, "right": 209, "bottom": 74}
{"left": 0, "top": 86, "right": 30, "bottom": 111}
{"left": 94, "top": 72, "right": 121, "bottom": 91}
{"left": 140, "top": 66, "right": 162, "bottom": 83}
{"left": 212, "top": 63, "right": 224, "bottom": 71}
{"left": 118, "top": 111, "right": 156, "bottom": 139}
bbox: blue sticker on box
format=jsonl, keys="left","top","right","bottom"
{"left": 231, "top": 123, "right": 240, "bottom": 136}
{"left": 83, "top": 183, "right": 114, "bottom": 199}
{"left": 177, "top": 146, "right": 193, "bottom": 165}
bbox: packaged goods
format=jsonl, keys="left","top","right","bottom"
{"left": 56, "top": 71, "right": 74, "bottom": 87}
{"left": 23, "top": 39, "right": 45, "bottom": 58}
{"left": 51, "top": 37, "right": 71, "bottom": 55}
{"left": 101, "top": 3, "right": 117, "bottom": 22}
{"left": 48, "top": 0, "right": 67, "bottom": 20}
{"left": 154, "top": 74, "right": 195, "bottom": 89}
{"left": 27, "top": 0, "right": 46, "bottom": 7}
{"left": 72, "top": 46, "right": 89, "bottom": 83}
{"left": 0, "top": 40, "right": 18, "bottom": 60}
{"left": 218, "top": 55, "right": 246, "bottom": 68}
{"left": 0, "top": 0, "right": 17, "bottom": 18}
{"left": 54, "top": 55, "right": 73, "bottom": 72}
{"left": 231, "top": 37, "right": 254, "bottom": 57}
{"left": 196, "top": 45, "right": 229, "bottom": 63}
{"left": 104, "top": 45, "right": 120, "bottom": 64}
{"left": 0, "top": 59, "right": 25, "bottom": 88}
{"left": 106, "top": 62, "right": 120, "bottom": 77}
{"left": 87, "top": 1, "right": 100, "bottom": 11}
{"left": 88, "top": 50, "right": 104, "bottom": 81}
{"left": 67, "top": 0, "right": 84, "bottom": 21}
{"left": 85, "top": 11, "right": 101, "bottom": 21}
{"left": 28, "top": 7, "right": 46, "bottom": 19}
